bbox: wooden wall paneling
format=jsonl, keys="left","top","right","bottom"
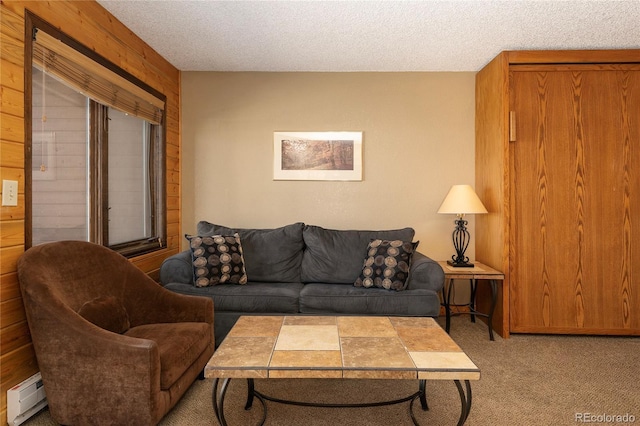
{"left": 167, "top": 195, "right": 180, "bottom": 210}
{"left": 167, "top": 223, "right": 180, "bottom": 248}
{"left": 0, "top": 166, "right": 24, "bottom": 187}
{"left": 0, "top": 1, "right": 182, "bottom": 422}
{"left": 0, "top": 113, "right": 24, "bottom": 144}
{"left": 0, "top": 141, "right": 24, "bottom": 168}
{"left": 0, "top": 246, "right": 23, "bottom": 275}
{"left": 1, "top": 86, "right": 24, "bottom": 117}
{"left": 167, "top": 182, "right": 180, "bottom": 199}
{"left": 0, "top": 321, "right": 31, "bottom": 355}
{"left": 0, "top": 5, "right": 23, "bottom": 44}
{"left": 0, "top": 298, "right": 26, "bottom": 329}
{"left": 1, "top": 58, "right": 25, "bottom": 92}
{"left": 0, "top": 220, "right": 24, "bottom": 247}
{"left": 0, "top": 272, "right": 21, "bottom": 302}
{"left": 0, "top": 31, "right": 24, "bottom": 66}
{"left": 0, "top": 344, "right": 39, "bottom": 421}
{"left": 0, "top": 195, "right": 25, "bottom": 221}
{"left": 167, "top": 208, "right": 180, "bottom": 224}
{"left": 166, "top": 138, "right": 180, "bottom": 159}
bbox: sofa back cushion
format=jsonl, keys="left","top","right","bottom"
{"left": 196, "top": 222, "right": 305, "bottom": 283}
{"left": 300, "top": 225, "right": 415, "bottom": 284}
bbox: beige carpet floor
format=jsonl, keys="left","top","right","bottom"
{"left": 24, "top": 316, "right": 639, "bottom": 425}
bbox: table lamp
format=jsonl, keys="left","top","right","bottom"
{"left": 438, "top": 184, "right": 488, "bottom": 267}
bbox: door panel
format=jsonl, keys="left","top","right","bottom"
{"left": 510, "top": 68, "right": 640, "bottom": 333}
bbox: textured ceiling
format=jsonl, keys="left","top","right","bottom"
{"left": 96, "top": 0, "right": 640, "bottom": 72}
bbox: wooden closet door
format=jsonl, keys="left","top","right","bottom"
{"left": 509, "top": 66, "right": 640, "bottom": 334}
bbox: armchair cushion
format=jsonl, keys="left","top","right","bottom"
{"left": 125, "top": 322, "right": 212, "bottom": 390}
{"left": 78, "top": 295, "right": 130, "bottom": 334}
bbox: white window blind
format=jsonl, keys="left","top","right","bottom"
{"left": 32, "top": 28, "right": 164, "bottom": 125}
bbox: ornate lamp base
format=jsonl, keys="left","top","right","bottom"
{"left": 448, "top": 217, "right": 475, "bottom": 268}
{"left": 447, "top": 259, "right": 475, "bottom": 268}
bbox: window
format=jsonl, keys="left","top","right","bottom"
{"left": 28, "top": 16, "right": 166, "bottom": 257}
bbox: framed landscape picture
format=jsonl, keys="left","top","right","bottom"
{"left": 273, "top": 131, "right": 363, "bottom": 181}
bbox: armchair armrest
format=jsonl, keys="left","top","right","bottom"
{"left": 406, "top": 252, "right": 445, "bottom": 292}
{"left": 33, "top": 304, "right": 163, "bottom": 417}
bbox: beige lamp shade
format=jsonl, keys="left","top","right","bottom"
{"left": 437, "top": 185, "right": 488, "bottom": 215}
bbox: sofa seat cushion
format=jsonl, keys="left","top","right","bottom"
{"left": 164, "top": 282, "right": 303, "bottom": 313}
{"left": 301, "top": 225, "right": 416, "bottom": 284}
{"left": 125, "top": 322, "right": 211, "bottom": 390}
{"left": 299, "top": 283, "right": 439, "bottom": 316}
{"left": 197, "top": 222, "right": 305, "bottom": 283}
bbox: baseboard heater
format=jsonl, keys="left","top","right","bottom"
{"left": 7, "top": 372, "right": 48, "bottom": 426}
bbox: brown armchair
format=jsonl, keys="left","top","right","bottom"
{"left": 18, "top": 241, "right": 214, "bottom": 425}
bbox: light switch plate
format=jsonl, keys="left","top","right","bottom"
{"left": 2, "top": 180, "right": 18, "bottom": 206}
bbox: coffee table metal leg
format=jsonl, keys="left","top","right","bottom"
{"left": 418, "top": 379, "right": 428, "bottom": 411}
{"left": 245, "top": 378, "right": 255, "bottom": 409}
{"left": 213, "top": 378, "right": 470, "bottom": 426}
{"left": 454, "top": 380, "right": 473, "bottom": 426}
{"left": 212, "top": 378, "right": 266, "bottom": 426}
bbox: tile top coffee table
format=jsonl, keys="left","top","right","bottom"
{"left": 205, "top": 315, "right": 480, "bottom": 425}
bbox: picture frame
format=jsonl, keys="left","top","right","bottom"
{"left": 273, "top": 131, "right": 363, "bottom": 181}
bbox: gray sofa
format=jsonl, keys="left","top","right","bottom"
{"left": 160, "top": 222, "right": 444, "bottom": 346}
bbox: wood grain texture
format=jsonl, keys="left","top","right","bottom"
{"left": 510, "top": 67, "right": 640, "bottom": 332}
{"left": 507, "top": 49, "right": 640, "bottom": 65}
{"left": 0, "top": 1, "right": 182, "bottom": 422}
{"left": 476, "top": 50, "right": 640, "bottom": 338}
{"left": 475, "top": 52, "right": 511, "bottom": 338}
{"left": 0, "top": 272, "right": 21, "bottom": 301}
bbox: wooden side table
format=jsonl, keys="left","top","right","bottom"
{"left": 438, "top": 261, "right": 505, "bottom": 341}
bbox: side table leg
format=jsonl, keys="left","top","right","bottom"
{"left": 469, "top": 279, "right": 476, "bottom": 323}
{"left": 445, "top": 278, "right": 452, "bottom": 333}
{"left": 487, "top": 279, "right": 498, "bottom": 341}
{"left": 454, "top": 380, "right": 473, "bottom": 426}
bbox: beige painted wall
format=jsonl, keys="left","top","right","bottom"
{"left": 181, "top": 72, "right": 477, "bottom": 262}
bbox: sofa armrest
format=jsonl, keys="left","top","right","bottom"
{"left": 406, "top": 252, "right": 445, "bottom": 293}
{"left": 160, "top": 249, "right": 194, "bottom": 285}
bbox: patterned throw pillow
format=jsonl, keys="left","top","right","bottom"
{"left": 185, "top": 233, "right": 248, "bottom": 287}
{"left": 354, "top": 239, "right": 419, "bottom": 291}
